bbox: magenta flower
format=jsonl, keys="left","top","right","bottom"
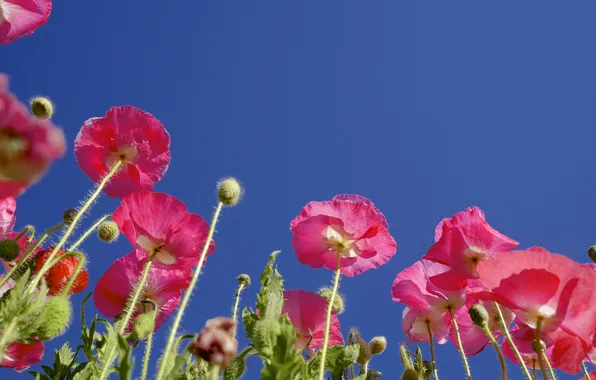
{"left": 282, "top": 290, "right": 343, "bottom": 349}
{"left": 424, "top": 206, "right": 519, "bottom": 278}
{"left": 0, "top": 0, "right": 51, "bottom": 44}
{"left": 290, "top": 194, "right": 397, "bottom": 277}
{"left": 0, "top": 197, "right": 15, "bottom": 237}
{"left": 476, "top": 247, "right": 596, "bottom": 350}
{"left": 401, "top": 306, "right": 450, "bottom": 344}
{"left": 0, "top": 74, "right": 65, "bottom": 198}
{"left": 502, "top": 324, "right": 555, "bottom": 368}
{"left": 112, "top": 191, "right": 214, "bottom": 269}
{"left": 94, "top": 250, "right": 191, "bottom": 331}
{"left": 74, "top": 106, "right": 171, "bottom": 198}
{"left": 0, "top": 341, "right": 44, "bottom": 372}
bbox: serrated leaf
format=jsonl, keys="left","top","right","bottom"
{"left": 336, "top": 344, "right": 360, "bottom": 369}
{"left": 241, "top": 308, "right": 259, "bottom": 340}
{"left": 114, "top": 335, "right": 134, "bottom": 380}
{"left": 58, "top": 342, "right": 74, "bottom": 366}
{"left": 256, "top": 251, "right": 283, "bottom": 320}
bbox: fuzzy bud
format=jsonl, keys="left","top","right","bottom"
{"left": 62, "top": 208, "right": 78, "bottom": 225}
{"left": 399, "top": 342, "right": 413, "bottom": 370}
{"left": 217, "top": 177, "right": 242, "bottom": 206}
{"left": 468, "top": 304, "right": 489, "bottom": 327}
{"left": 369, "top": 336, "right": 387, "bottom": 355}
{"left": 97, "top": 221, "right": 119, "bottom": 243}
{"left": 189, "top": 317, "right": 238, "bottom": 369}
{"left": 318, "top": 287, "right": 345, "bottom": 314}
{"left": 37, "top": 296, "right": 71, "bottom": 340}
{"left": 30, "top": 97, "right": 54, "bottom": 120}
{"left": 130, "top": 311, "right": 156, "bottom": 341}
{"left": 423, "top": 360, "right": 433, "bottom": 375}
{"left": 0, "top": 239, "right": 19, "bottom": 262}
{"left": 531, "top": 339, "right": 546, "bottom": 353}
{"left": 237, "top": 274, "right": 251, "bottom": 288}
{"left": 401, "top": 369, "right": 420, "bottom": 380}
{"left": 588, "top": 245, "right": 596, "bottom": 264}
{"left": 223, "top": 356, "right": 246, "bottom": 380}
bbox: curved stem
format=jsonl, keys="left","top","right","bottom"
{"left": 141, "top": 332, "right": 154, "bottom": 380}
{"left": 28, "top": 160, "right": 123, "bottom": 295}
{"left": 535, "top": 319, "right": 548, "bottom": 380}
{"left": 582, "top": 362, "right": 591, "bottom": 379}
{"left": 0, "top": 223, "right": 64, "bottom": 290}
{"left": 318, "top": 253, "right": 342, "bottom": 380}
{"left": 482, "top": 324, "right": 506, "bottom": 380}
{"left": 494, "top": 302, "right": 532, "bottom": 380}
{"left": 426, "top": 321, "right": 439, "bottom": 380}
{"left": 13, "top": 225, "right": 34, "bottom": 242}
{"left": 448, "top": 308, "right": 472, "bottom": 380}
{"left": 542, "top": 352, "right": 556, "bottom": 380}
{"left": 156, "top": 202, "right": 224, "bottom": 380}
{"left": 60, "top": 252, "right": 86, "bottom": 296}
{"left": 98, "top": 257, "right": 154, "bottom": 380}
{"left": 68, "top": 214, "right": 111, "bottom": 251}
{"left": 231, "top": 283, "right": 245, "bottom": 338}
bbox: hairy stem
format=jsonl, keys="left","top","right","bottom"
{"left": 68, "top": 214, "right": 111, "bottom": 251}
{"left": 582, "top": 362, "right": 591, "bottom": 379}
{"left": 426, "top": 321, "right": 439, "bottom": 380}
{"left": 449, "top": 308, "right": 472, "bottom": 380}
{"left": 60, "top": 252, "right": 86, "bottom": 296}
{"left": 13, "top": 225, "right": 34, "bottom": 242}
{"left": 141, "top": 332, "right": 154, "bottom": 380}
{"left": 318, "top": 253, "right": 342, "bottom": 380}
{"left": 231, "top": 283, "right": 245, "bottom": 338}
{"left": 494, "top": 302, "right": 532, "bottom": 380}
{"left": 482, "top": 324, "right": 506, "bottom": 380}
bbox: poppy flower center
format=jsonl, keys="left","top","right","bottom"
{"left": 107, "top": 145, "right": 139, "bottom": 167}
{"left": 324, "top": 226, "right": 359, "bottom": 258}
{"left": 463, "top": 246, "right": 486, "bottom": 270}
{"left": 0, "top": 128, "right": 27, "bottom": 166}
{"left": 136, "top": 236, "right": 176, "bottom": 265}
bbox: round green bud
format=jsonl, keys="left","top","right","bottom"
{"left": 468, "top": 304, "right": 489, "bottom": 327}
{"left": 369, "top": 336, "right": 387, "bottom": 355}
{"left": 237, "top": 274, "right": 251, "bottom": 287}
{"left": 97, "top": 221, "right": 119, "bottom": 243}
{"left": 62, "top": 208, "right": 78, "bottom": 225}
{"left": 37, "top": 296, "right": 71, "bottom": 340}
{"left": 0, "top": 239, "right": 20, "bottom": 262}
{"left": 401, "top": 369, "right": 420, "bottom": 380}
{"left": 217, "top": 177, "right": 242, "bottom": 206}
{"left": 130, "top": 311, "right": 156, "bottom": 341}
{"left": 318, "top": 287, "right": 345, "bottom": 314}
{"left": 588, "top": 245, "right": 596, "bottom": 264}
{"left": 30, "top": 97, "right": 54, "bottom": 120}
{"left": 423, "top": 360, "right": 433, "bottom": 375}
{"left": 531, "top": 339, "right": 546, "bottom": 353}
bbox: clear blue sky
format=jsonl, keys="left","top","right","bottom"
{"left": 3, "top": 1, "right": 596, "bottom": 379}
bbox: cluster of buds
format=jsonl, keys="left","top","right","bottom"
{"left": 188, "top": 317, "right": 238, "bottom": 369}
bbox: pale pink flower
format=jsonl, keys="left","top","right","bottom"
{"left": 74, "top": 106, "right": 171, "bottom": 198}
{"left": 0, "top": 197, "right": 15, "bottom": 237}
{"left": 0, "top": 0, "right": 51, "bottom": 44}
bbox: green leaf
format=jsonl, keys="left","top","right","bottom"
{"left": 241, "top": 308, "right": 259, "bottom": 340}
{"left": 336, "top": 344, "right": 360, "bottom": 369}
{"left": 256, "top": 251, "right": 284, "bottom": 320}
{"left": 259, "top": 315, "right": 304, "bottom": 380}
{"left": 114, "top": 335, "right": 134, "bottom": 380}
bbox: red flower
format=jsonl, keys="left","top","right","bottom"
{"left": 74, "top": 106, "right": 171, "bottom": 198}
{"left": 34, "top": 247, "right": 88, "bottom": 295}
{"left": 0, "top": 340, "right": 44, "bottom": 372}
{"left": 424, "top": 207, "right": 519, "bottom": 278}
{"left": 0, "top": 0, "right": 52, "bottom": 44}
{"left": 290, "top": 194, "right": 397, "bottom": 277}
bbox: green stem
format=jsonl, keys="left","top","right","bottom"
{"left": 532, "top": 360, "right": 538, "bottom": 380}
{"left": 208, "top": 366, "right": 220, "bottom": 380}
{"left": 542, "top": 352, "right": 556, "bottom": 380}
{"left": 98, "top": 257, "right": 154, "bottom": 380}
{"left": 318, "top": 253, "right": 342, "bottom": 380}
{"left": 156, "top": 202, "right": 224, "bottom": 380}
{"left": 28, "top": 160, "right": 123, "bottom": 294}
{"left": 482, "top": 324, "right": 506, "bottom": 380}
{"left": 0, "top": 318, "right": 18, "bottom": 360}
{"left": 0, "top": 223, "right": 64, "bottom": 290}
{"left": 231, "top": 283, "right": 245, "bottom": 338}
{"left": 494, "top": 302, "right": 532, "bottom": 380}
{"left": 448, "top": 308, "right": 472, "bottom": 380}
{"left": 68, "top": 214, "right": 111, "bottom": 251}
{"left": 535, "top": 319, "right": 548, "bottom": 380}
{"left": 582, "top": 362, "right": 591, "bottom": 379}
{"left": 60, "top": 252, "right": 86, "bottom": 296}
{"left": 141, "top": 332, "right": 154, "bottom": 380}
{"left": 13, "top": 225, "right": 34, "bottom": 242}
{"left": 426, "top": 321, "right": 439, "bottom": 380}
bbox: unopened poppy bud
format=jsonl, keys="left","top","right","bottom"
{"left": 217, "top": 177, "right": 242, "bottom": 206}
{"left": 223, "top": 356, "right": 246, "bottom": 380}
{"left": 318, "top": 287, "right": 345, "bottom": 314}
{"left": 237, "top": 274, "right": 251, "bottom": 287}
{"left": 354, "top": 330, "right": 371, "bottom": 365}
{"left": 130, "top": 310, "right": 156, "bottom": 341}
{"left": 531, "top": 339, "right": 546, "bottom": 353}
{"left": 423, "top": 360, "right": 433, "bottom": 375}
{"left": 189, "top": 317, "right": 238, "bottom": 369}
{"left": 588, "top": 245, "right": 596, "bottom": 264}
{"left": 401, "top": 369, "right": 420, "bottom": 380}
{"left": 399, "top": 342, "right": 413, "bottom": 370}
{"left": 369, "top": 336, "right": 387, "bottom": 355}
{"left": 0, "top": 239, "right": 19, "bottom": 262}
{"left": 97, "top": 221, "right": 119, "bottom": 242}
{"left": 30, "top": 97, "right": 54, "bottom": 119}
{"left": 37, "top": 296, "right": 71, "bottom": 340}
{"left": 469, "top": 304, "right": 489, "bottom": 327}
{"left": 62, "top": 208, "right": 78, "bottom": 225}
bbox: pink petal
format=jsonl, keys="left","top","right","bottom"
{"left": 402, "top": 307, "right": 450, "bottom": 344}
{"left": 0, "top": 196, "right": 16, "bottom": 236}
{"left": 0, "top": 340, "right": 44, "bottom": 371}
{"left": 0, "top": 0, "right": 52, "bottom": 44}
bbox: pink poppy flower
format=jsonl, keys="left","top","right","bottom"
{"left": 282, "top": 290, "right": 343, "bottom": 350}
{"left": 94, "top": 249, "right": 191, "bottom": 331}
{"left": 502, "top": 324, "right": 555, "bottom": 368}
{"left": 0, "top": 0, "right": 52, "bottom": 44}
{"left": 424, "top": 207, "right": 519, "bottom": 278}
{"left": 0, "top": 340, "right": 44, "bottom": 372}
{"left": 0, "top": 74, "right": 65, "bottom": 198}
{"left": 290, "top": 194, "right": 397, "bottom": 277}
{"left": 74, "top": 106, "right": 170, "bottom": 198}
{"left": 112, "top": 191, "right": 214, "bottom": 269}
{"left": 401, "top": 306, "right": 450, "bottom": 344}
{"left": 476, "top": 247, "right": 596, "bottom": 350}
{"left": 547, "top": 328, "right": 590, "bottom": 374}
{"left": 0, "top": 197, "right": 15, "bottom": 237}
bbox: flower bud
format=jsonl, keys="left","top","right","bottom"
{"left": 37, "top": 296, "right": 71, "bottom": 340}
{"left": 531, "top": 339, "right": 546, "bottom": 353}
{"left": 97, "top": 221, "right": 119, "bottom": 243}
{"left": 0, "top": 239, "right": 19, "bottom": 262}
{"left": 223, "top": 356, "right": 246, "bottom": 380}
{"left": 369, "top": 336, "right": 387, "bottom": 355}
{"left": 318, "top": 287, "right": 345, "bottom": 314}
{"left": 423, "top": 360, "right": 433, "bottom": 375}
{"left": 399, "top": 342, "right": 413, "bottom": 370}
{"left": 353, "top": 329, "right": 371, "bottom": 365}
{"left": 468, "top": 304, "right": 489, "bottom": 327}
{"left": 588, "top": 245, "right": 596, "bottom": 264}
{"left": 217, "top": 177, "right": 242, "bottom": 206}
{"left": 401, "top": 369, "right": 420, "bottom": 380}
{"left": 189, "top": 317, "right": 238, "bottom": 369}
{"left": 130, "top": 311, "right": 156, "bottom": 341}
{"left": 30, "top": 97, "right": 54, "bottom": 119}
{"left": 237, "top": 274, "right": 251, "bottom": 287}
{"left": 62, "top": 208, "right": 78, "bottom": 225}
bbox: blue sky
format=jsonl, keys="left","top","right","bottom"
{"left": 3, "top": 1, "right": 596, "bottom": 379}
